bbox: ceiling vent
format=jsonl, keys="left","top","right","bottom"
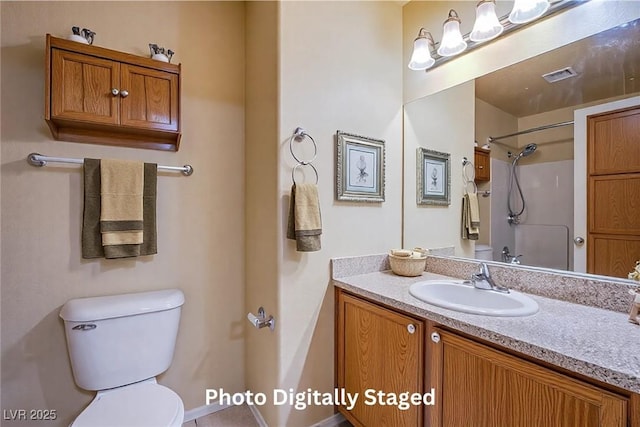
{"left": 542, "top": 67, "right": 579, "bottom": 83}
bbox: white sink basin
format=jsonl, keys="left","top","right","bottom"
{"left": 409, "top": 280, "right": 539, "bottom": 317}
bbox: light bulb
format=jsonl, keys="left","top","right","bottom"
{"left": 437, "top": 10, "right": 467, "bottom": 57}
{"left": 408, "top": 34, "right": 435, "bottom": 70}
{"left": 509, "top": 0, "right": 550, "bottom": 24}
{"left": 470, "top": 0, "right": 504, "bottom": 43}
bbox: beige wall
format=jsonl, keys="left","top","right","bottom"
{"left": 475, "top": 99, "right": 518, "bottom": 244}
{"left": 403, "top": 81, "right": 475, "bottom": 257}
{"left": 1, "top": 2, "right": 245, "bottom": 425}
{"left": 275, "top": 2, "right": 403, "bottom": 425}
{"left": 244, "top": 1, "right": 280, "bottom": 425}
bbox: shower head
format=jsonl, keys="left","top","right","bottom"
{"left": 512, "top": 143, "right": 538, "bottom": 164}
{"left": 519, "top": 143, "right": 538, "bottom": 158}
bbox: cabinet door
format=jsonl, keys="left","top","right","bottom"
{"left": 432, "top": 328, "right": 628, "bottom": 427}
{"left": 51, "top": 49, "right": 119, "bottom": 125}
{"left": 337, "top": 291, "right": 424, "bottom": 427}
{"left": 474, "top": 148, "right": 490, "bottom": 182}
{"left": 120, "top": 64, "right": 179, "bottom": 132}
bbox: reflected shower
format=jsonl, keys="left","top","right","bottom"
{"left": 508, "top": 143, "right": 538, "bottom": 225}
{"left": 514, "top": 143, "right": 537, "bottom": 161}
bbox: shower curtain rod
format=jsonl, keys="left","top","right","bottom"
{"left": 488, "top": 120, "right": 574, "bottom": 143}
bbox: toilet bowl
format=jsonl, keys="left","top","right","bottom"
{"left": 72, "top": 379, "right": 184, "bottom": 427}
{"left": 60, "top": 289, "right": 185, "bottom": 427}
{"left": 475, "top": 244, "right": 494, "bottom": 261}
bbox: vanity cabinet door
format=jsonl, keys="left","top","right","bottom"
{"left": 431, "top": 328, "right": 628, "bottom": 427}
{"left": 336, "top": 290, "right": 424, "bottom": 427}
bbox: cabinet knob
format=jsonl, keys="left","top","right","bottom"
{"left": 431, "top": 332, "right": 440, "bottom": 343}
{"left": 478, "top": 165, "right": 484, "bottom": 169}
{"left": 407, "top": 324, "right": 416, "bottom": 334}
{"left": 111, "top": 88, "right": 119, "bottom": 96}
{"left": 120, "top": 90, "right": 129, "bottom": 98}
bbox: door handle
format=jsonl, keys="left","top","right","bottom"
{"left": 574, "top": 236, "right": 585, "bottom": 246}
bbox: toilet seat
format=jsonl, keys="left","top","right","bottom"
{"left": 72, "top": 380, "right": 184, "bottom": 427}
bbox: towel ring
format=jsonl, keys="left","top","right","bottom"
{"left": 292, "top": 162, "right": 319, "bottom": 185}
{"left": 462, "top": 157, "right": 477, "bottom": 194}
{"left": 289, "top": 127, "right": 317, "bottom": 165}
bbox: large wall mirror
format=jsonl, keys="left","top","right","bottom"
{"left": 403, "top": 6, "right": 640, "bottom": 281}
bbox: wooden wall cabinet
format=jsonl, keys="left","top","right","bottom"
{"left": 336, "top": 290, "right": 425, "bottom": 427}
{"left": 429, "top": 327, "right": 629, "bottom": 427}
{"left": 45, "top": 34, "right": 181, "bottom": 151}
{"left": 474, "top": 147, "right": 491, "bottom": 182}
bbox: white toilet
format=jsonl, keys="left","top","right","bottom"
{"left": 475, "top": 244, "right": 494, "bottom": 261}
{"left": 59, "top": 289, "right": 185, "bottom": 427}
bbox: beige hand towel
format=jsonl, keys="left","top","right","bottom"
{"left": 83, "top": 160, "right": 158, "bottom": 259}
{"left": 467, "top": 192, "right": 480, "bottom": 228}
{"left": 287, "top": 183, "right": 322, "bottom": 252}
{"left": 462, "top": 194, "right": 479, "bottom": 240}
{"left": 100, "top": 159, "right": 144, "bottom": 258}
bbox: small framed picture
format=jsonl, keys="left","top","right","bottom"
{"left": 417, "top": 148, "right": 450, "bottom": 205}
{"left": 336, "top": 131, "right": 385, "bottom": 202}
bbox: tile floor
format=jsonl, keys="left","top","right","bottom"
{"left": 183, "top": 404, "right": 259, "bottom": 427}
{"left": 183, "top": 405, "right": 353, "bottom": 427}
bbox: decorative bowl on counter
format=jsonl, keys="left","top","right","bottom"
{"left": 389, "top": 250, "right": 427, "bottom": 277}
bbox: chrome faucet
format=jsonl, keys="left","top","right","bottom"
{"left": 472, "top": 263, "right": 510, "bottom": 293}
{"left": 502, "top": 246, "right": 522, "bottom": 265}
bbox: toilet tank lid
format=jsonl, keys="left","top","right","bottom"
{"left": 60, "top": 289, "right": 184, "bottom": 322}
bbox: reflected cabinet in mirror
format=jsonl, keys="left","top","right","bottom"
{"left": 403, "top": 7, "right": 640, "bottom": 281}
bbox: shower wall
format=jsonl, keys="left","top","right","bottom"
{"left": 490, "top": 158, "right": 574, "bottom": 270}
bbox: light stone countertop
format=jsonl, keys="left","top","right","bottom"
{"left": 333, "top": 269, "right": 640, "bottom": 394}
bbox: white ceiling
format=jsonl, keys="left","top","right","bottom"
{"left": 475, "top": 19, "right": 640, "bottom": 118}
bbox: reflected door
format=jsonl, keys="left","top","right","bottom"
{"left": 573, "top": 97, "right": 640, "bottom": 274}
{"left": 586, "top": 106, "right": 640, "bottom": 278}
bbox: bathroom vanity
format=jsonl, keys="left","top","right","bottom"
{"left": 333, "top": 255, "right": 640, "bottom": 427}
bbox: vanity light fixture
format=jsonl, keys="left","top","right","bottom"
{"left": 470, "top": 0, "right": 504, "bottom": 43}
{"left": 437, "top": 10, "right": 467, "bottom": 57}
{"left": 408, "top": 28, "right": 436, "bottom": 70}
{"left": 509, "top": 0, "right": 551, "bottom": 24}
{"left": 407, "top": 0, "right": 580, "bottom": 72}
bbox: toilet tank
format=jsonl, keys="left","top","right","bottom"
{"left": 60, "top": 289, "right": 184, "bottom": 391}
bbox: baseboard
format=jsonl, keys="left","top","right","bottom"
{"left": 183, "top": 402, "right": 231, "bottom": 423}
{"left": 309, "top": 412, "right": 347, "bottom": 427}
{"left": 248, "top": 404, "right": 269, "bottom": 427}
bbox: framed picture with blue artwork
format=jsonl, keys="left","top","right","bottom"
{"left": 417, "top": 148, "right": 450, "bottom": 205}
{"left": 336, "top": 131, "right": 385, "bottom": 202}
